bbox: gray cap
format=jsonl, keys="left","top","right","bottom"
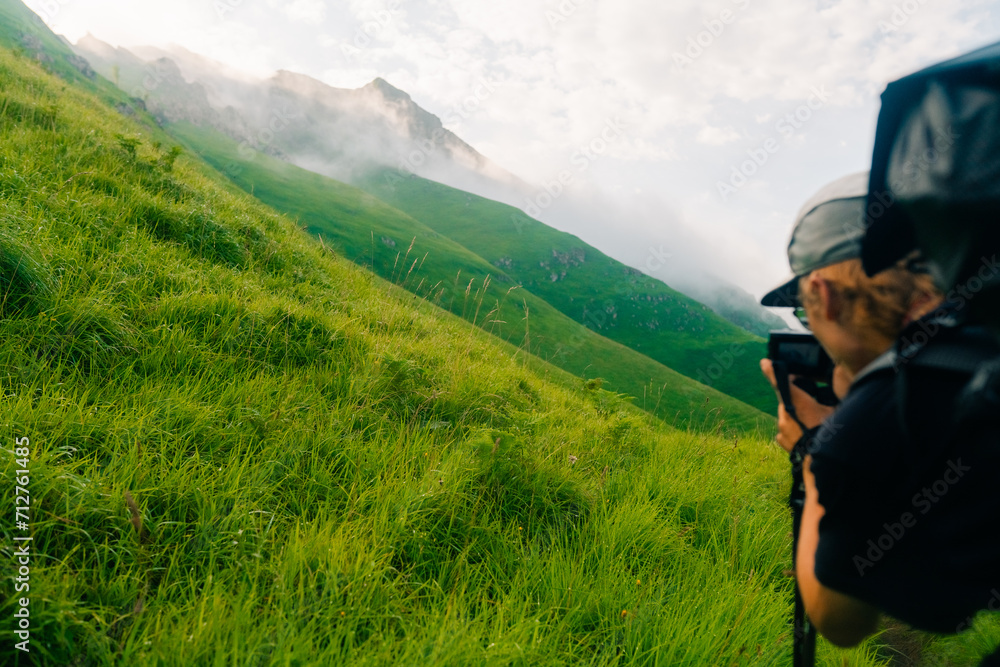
{"left": 761, "top": 171, "right": 869, "bottom": 307}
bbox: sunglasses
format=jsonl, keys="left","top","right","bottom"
{"left": 793, "top": 305, "right": 810, "bottom": 330}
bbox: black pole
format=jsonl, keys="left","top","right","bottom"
{"left": 774, "top": 360, "right": 817, "bottom": 667}
{"left": 792, "top": 497, "right": 817, "bottom": 667}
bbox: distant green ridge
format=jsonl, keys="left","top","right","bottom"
{"left": 44, "top": 16, "right": 775, "bottom": 412}
{"left": 357, "top": 168, "right": 774, "bottom": 414}
{"left": 169, "top": 121, "right": 772, "bottom": 433}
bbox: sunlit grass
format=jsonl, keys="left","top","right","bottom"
{"left": 166, "top": 121, "right": 774, "bottom": 433}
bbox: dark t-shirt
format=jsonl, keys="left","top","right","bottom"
{"left": 809, "top": 322, "right": 1000, "bottom": 634}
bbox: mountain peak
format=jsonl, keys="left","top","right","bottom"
{"left": 76, "top": 33, "right": 109, "bottom": 51}
{"left": 364, "top": 77, "right": 411, "bottom": 102}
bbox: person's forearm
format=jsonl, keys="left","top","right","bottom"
{"left": 796, "top": 457, "right": 880, "bottom": 647}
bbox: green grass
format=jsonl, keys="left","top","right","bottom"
{"left": 168, "top": 121, "right": 771, "bottom": 434}
{"left": 355, "top": 169, "right": 774, "bottom": 414}
{"left": 0, "top": 33, "right": 997, "bottom": 667}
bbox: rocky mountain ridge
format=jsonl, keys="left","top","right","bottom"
{"left": 74, "top": 36, "right": 525, "bottom": 196}
{"left": 70, "top": 34, "right": 784, "bottom": 338}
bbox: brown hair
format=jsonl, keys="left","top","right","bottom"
{"left": 799, "top": 258, "right": 940, "bottom": 341}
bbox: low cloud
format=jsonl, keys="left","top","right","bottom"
{"left": 45, "top": 0, "right": 1000, "bottom": 305}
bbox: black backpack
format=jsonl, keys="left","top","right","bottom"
{"left": 861, "top": 40, "right": 1000, "bottom": 667}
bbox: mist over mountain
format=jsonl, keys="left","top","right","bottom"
{"left": 526, "top": 188, "right": 787, "bottom": 337}
{"left": 72, "top": 35, "right": 785, "bottom": 336}
{"left": 74, "top": 38, "right": 529, "bottom": 199}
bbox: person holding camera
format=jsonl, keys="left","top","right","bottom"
{"left": 759, "top": 171, "right": 1000, "bottom": 663}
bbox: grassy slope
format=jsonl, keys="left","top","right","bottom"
{"left": 0, "top": 44, "right": 945, "bottom": 667}
{"left": 41, "top": 8, "right": 772, "bottom": 415}
{"left": 356, "top": 169, "right": 775, "bottom": 414}
{"left": 168, "top": 121, "right": 770, "bottom": 434}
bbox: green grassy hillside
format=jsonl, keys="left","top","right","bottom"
{"left": 168, "top": 122, "right": 771, "bottom": 433}
{"left": 1, "top": 21, "right": 997, "bottom": 667}
{"left": 356, "top": 170, "right": 775, "bottom": 413}
{"left": 53, "top": 16, "right": 774, "bottom": 414}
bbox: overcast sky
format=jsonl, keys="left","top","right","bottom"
{"left": 30, "top": 0, "right": 1000, "bottom": 297}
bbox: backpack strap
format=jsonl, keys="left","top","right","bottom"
{"left": 893, "top": 324, "right": 1000, "bottom": 445}
{"left": 899, "top": 339, "right": 998, "bottom": 375}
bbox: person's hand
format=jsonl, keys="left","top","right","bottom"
{"left": 760, "top": 359, "right": 837, "bottom": 453}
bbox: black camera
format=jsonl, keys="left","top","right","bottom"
{"left": 768, "top": 330, "right": 838, "bottom": 406}
{"left": 767, "top": 330, "right": 834, "bottom": 382}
